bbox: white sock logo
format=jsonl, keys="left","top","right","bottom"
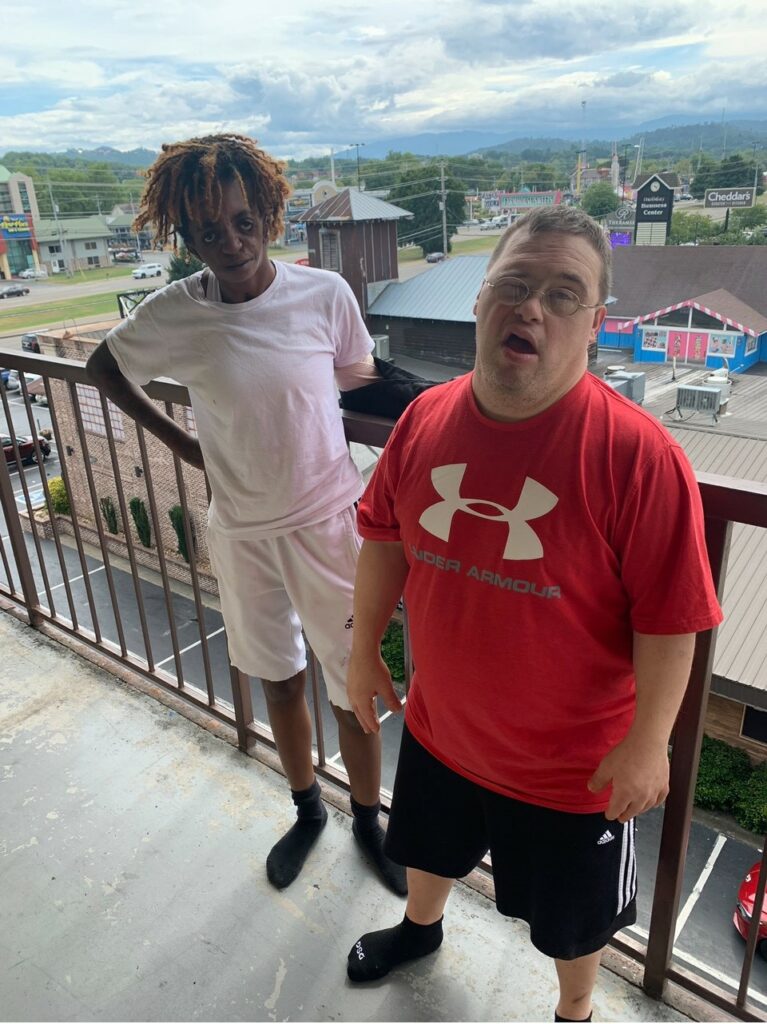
{"left": 418, "top": 464, "right": 558, "bottom": 560}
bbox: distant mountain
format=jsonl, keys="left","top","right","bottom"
{"left": 62, "top": 145, "right": 157, "bottom": 167}
{"left": 336, "top": 132, "right": 513, "bottom": 160}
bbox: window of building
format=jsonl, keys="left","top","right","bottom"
{"left": 76, "top": 384, "right": 125, "bottom": 441}
{"left": 319, "top": 230, "right": 342, "bottom": 272}
{"left": 84, "top": 241, "right": 97, "bottom": 250}
{"left": 86, "top": 256, "right": 100, "bottom": 266}
{"left": 18, "top": 183, "right": 31, "bottom": 213}
{"left": 741, "top": 706, "right": 767, "bottom": 745}
{"left": 48, "top": 244, "right": 61, "bottom": 254}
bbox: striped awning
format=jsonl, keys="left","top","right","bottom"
{"left": 618, "top": 297, "right": 758, "bottom": 337}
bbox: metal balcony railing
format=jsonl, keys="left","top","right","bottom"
{"left": 2, "top": 347, "right": 767, "bottom": 1020}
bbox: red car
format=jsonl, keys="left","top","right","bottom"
{"left": 1, "top": 432, "right": 51, "bottom": 466}
{"left": 734, "top": 861, "right": 767, "bottom": 959}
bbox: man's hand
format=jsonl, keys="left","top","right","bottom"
{"left": 587, "top": 734, "right": 670, "bottom": 822}
{"left": 347, "top": 648, "right": 403, "bottom": 734}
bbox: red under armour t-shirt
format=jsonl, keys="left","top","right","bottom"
{"left": 358, "top": 371, "right": 723, "bottom": 813}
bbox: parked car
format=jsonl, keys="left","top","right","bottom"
{"left": 1, "top": 432, "right": 51, "bottom": 466}
{"left": 425, "top": 252, "right": 445, "bottom": 263}
{"left": 17, "top": 267, "right": 48, "bottom": 279}
{"left": 0, "top": 283, "right": 30, "bottom": 298}
{"left": 734, "top": 861, "right": 767, "bottom": 958}
{"left": 25, "top": 375, "right": 48, "bottom": 406}
{"left": 132, "top": 263, "right": 163, "bottom": 279}
{"left": 7, "top": 369, "right": 41, "bottom": 394}
{"left": 21, "top": 333, "right": 40, "bottom": 353}
{"left": 679, "top": 193, "right": 695, "bottom": 201}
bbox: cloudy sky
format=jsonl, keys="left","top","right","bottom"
{"left": 2, "top": 0, "right": 766, "bottom": 159}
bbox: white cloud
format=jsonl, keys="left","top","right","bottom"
{"left": 0, "top": 0, "right": 764, "bottom": 155}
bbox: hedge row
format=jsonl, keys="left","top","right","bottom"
{"left": 695, "top": 735, "right": 767, "bottom": 833}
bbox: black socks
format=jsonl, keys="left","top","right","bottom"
{"left": 555, "top": 1013, "right": 592, "bottom": 1022}
{"left": 347, "top": 914, "right": 444, "bottom": 982}
{"left": 351, "top": 797, "right": 408, "bottom": 896}
{"left": 266, "top": 780, "right": 328, "bottom": 889}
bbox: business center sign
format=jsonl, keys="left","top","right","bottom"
{"left": 704, "top": 187, "right": 755, "bottom": 209}
{"left": 634, "top": 175, "right": 674, "bottom": 245}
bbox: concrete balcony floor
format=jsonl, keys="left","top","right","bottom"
{"left": 1, "top": 610, "right": 696, "bottom": 1023}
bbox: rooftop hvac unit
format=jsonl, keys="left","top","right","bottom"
{"left": 676, "top": 385, "right": 722, "bottom": 414}
{"left": 606, "top": 370, "right": 645, "bottom": 405}
{"left": 605, "top": 377, "right": 631, "bottom": 397}
{"left": 371, "top": 334, "right": 391, "bottom": 361}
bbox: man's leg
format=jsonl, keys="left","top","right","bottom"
{"left": 348, "top": 867, "right": 453, "bottom": 981}
{"left": 554, "top": 950, "right": 601, "bottom": 1022}
{"left": 331, "top": 704, "right": 407, "bottom": 895}
{"left": 262, "top": 671, "right": 327, "bottom": 889}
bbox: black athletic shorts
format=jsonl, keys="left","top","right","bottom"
{"left": 385, "top": 724, "right": 637, "bottom": 961}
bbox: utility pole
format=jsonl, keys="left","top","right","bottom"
{"left": 47, "top": 177, "right": 69, "bottom": 276}
{"left": 440, "top": 162, "right": 448, "bottom": 255}
{"left": 753, "top": 143, "right": 759, "bottom": 191}
{"left": 352, "top": 143, "right": 365, "bottom": 189}
{"left": 330, "top": 148, "right": 336, "bottom": 185}
{"left": 129, "top": 192, "right": 142, "bottom": 257}
{"left": 576, "top": 100, "right": 586, "bottom": 195}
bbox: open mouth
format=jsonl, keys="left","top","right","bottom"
{"left": 503, "top": 333, "right": 536, "bottom": 355}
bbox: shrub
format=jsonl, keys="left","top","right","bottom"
{"left": 381, "top": 620, "right": 405, "bottom": 683}
{"left": 694, "top": 735, "right": 752, "bottom": 812}
{"left": 48, "top": 476, "right": 70, "bottom": 515}
{"left": 734, "top": 763, "right": 767, "bottom": 834}
{"left": 129, "top": 496, "right": 152, "bottom": 547}
{"left": 99, "top": 496, "right": 119, "bottom": 534}
{"left": 169, "top": 504, "right": 193, "bottom": 562}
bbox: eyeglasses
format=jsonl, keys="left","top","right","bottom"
{"left": 483, "top": 276, "right": 603, "bottom": 317}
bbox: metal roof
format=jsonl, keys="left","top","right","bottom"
{"left": 299, "top": 188, "right": 412, "bottom": 223}
{"left": 617, "top": 288, "right": 767, "bottom": 337}
{"left": 34, "top": 216, "right": 112, "bottom": 242}
{"left": 667, "top": 428, "right": 767, "bottom": 697}
{"left": 369, "top": 255, "right": 488, "bottom": 323}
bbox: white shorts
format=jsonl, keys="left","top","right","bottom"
{"left": 206, "top": 506, "right": 361, "bottom": 710}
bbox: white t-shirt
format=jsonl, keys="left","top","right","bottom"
{"left": 106, "top": 261, "right": 374, "bottom": 537}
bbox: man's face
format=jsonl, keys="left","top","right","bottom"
{"left": 186, "top": 178, "right": 272, "bottom": 301}
{"left": 473, "top": 230, "right": 606, "bottom": 420}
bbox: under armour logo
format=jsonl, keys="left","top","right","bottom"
{"left": 418, "top": 464, "right": 558, "bottom": 560}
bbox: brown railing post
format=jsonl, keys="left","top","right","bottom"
{"left": 229, "top": 665, "right": 256, "bottom": 754}
{"left": 0, "top": 446, "right": 43, "bottom": 626}
{"left": 643, "top": 513, "right": 731, "bottom": 999}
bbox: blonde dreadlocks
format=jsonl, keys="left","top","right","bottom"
{"left": 134, "top": 134, "right": 291, "bottom": 249}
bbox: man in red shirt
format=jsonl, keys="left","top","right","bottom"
{"left": 344, "top": 206, "right": 722, "bottom": 1021}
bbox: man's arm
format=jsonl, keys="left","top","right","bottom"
{"left": 86, "top": 340, "right": 203, "bottom": 470}
{"left": 588, "top": 631, "right": 696, "bottom": 822}
{"left": 347, "top": 539, "right": 410, "bottom": 734}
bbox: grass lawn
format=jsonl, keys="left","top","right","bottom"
{"left": 398, "top": 234, "right": 497, "bottom": 264}
{"left": 44, "top": 265, "right": 141, "bottom": 286}
{"left": 0, "top": 291, "right": 131, "bottom": 334}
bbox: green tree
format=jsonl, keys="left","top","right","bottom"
{"left": 731, "top": 205, "right": 767, "bottom": 230}
{"left": 393, "top": 163, "right": 467, "bottom": 256}
{"left": 668, "top": 212, "right": 718, "bottom": 245}
{"left": 167, "top": 246, "right": 204, "bottom": 283}
{"left": 580, "top": 182, "right": 619, "bottom": 218}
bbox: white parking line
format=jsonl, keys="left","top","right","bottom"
{"left": 48, "top": 565, "right": 105, "bottom": 592}
{"left": 625, "top": 922, "right": 767, "bottom": 1008}
{"left": 675, "top": 832, "right": 727, "bottom": 940}
{"left": 155, "top": 626, "right": 226, "bottom": 668}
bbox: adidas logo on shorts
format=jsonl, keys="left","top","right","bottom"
{"left": 597, "top": 829, "right": 615, "bottom": 845}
